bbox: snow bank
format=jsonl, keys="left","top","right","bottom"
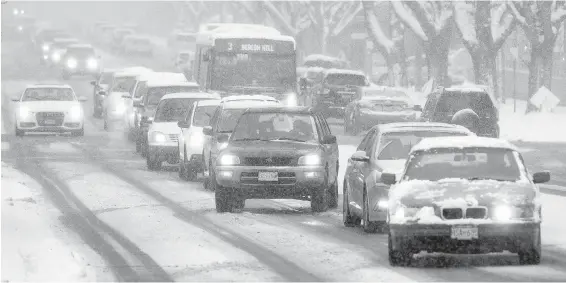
{"left": 499, "top": 99, "right": 566, "bottom": 142}
{"left": 1, "top": 162, "right": 98, "bottom": 282}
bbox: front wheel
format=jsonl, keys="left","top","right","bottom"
{"left": 15, "top": 128, "right": 25, "bottom": 137}
{"left": 146, "top": 154, "right": 162, "bottom": 171}
{"left": 388, "top": 233, "right": 412, "bottom": 266}
{"left": 343, "top": 180, "right": 358, "bottom": 227}
{"left": 362, "top": 189, "right": 381, "bottom": 233}
{"left": 311, "top": 186, "right": 328, "bottom": 212}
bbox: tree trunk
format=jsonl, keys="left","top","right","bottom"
{"left": 427, "top": 45, "right": 449, "bottom": 88}
{"left": 472, "top": 51, "right": 496, "bottom": 92}
{"left": 414, "top": 39, "right": 424, "bottom": 88}
{"left": 319, "top": 23, "right": 329, "bottom": 54}
{"left": 541, "top": 43, "right": 553, "bottom": 90}
{"left": 526, "top": 47, "right": 542, "bottom": 113}
{"left": 399, "top": 40, "right": 408, "bottom": 86}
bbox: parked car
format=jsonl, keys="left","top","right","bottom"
{"left": 146, "top": 92, "right": 221, "bottom": 170}
{"left": 344, "top": 86, "right": 422, "bottom": 135}
{"left": 343, "top": 122, "right": 474, "bottom": 233}
{"left": 382, "top": 136, "right": 549, "bottom": 266}
{"left": 420, "top": 85, "right": 500, "bottom": 137}
{"left": 211, "top": 106, "right": 339, "bottom": 213}
{"left": 177, "top": 99, "right": 221, "bottom": 180}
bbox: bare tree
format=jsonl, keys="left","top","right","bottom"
{"left": 453, "top": 1, "right": 516, "bottom": 100}
{"left": 392, "top": 1, "right": 454, "bottom": 88}
{"left": 508, "top": 0, "right": 566, "bottom": 113}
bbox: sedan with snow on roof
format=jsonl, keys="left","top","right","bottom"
{"left": 344, "top": 86, "right": 422, "bottom": 135}
{"left": 344, "top": 123, "right": 473, "bottom": 233}
{"left": 381, "top": 136, "right": 550, "bottom": 266}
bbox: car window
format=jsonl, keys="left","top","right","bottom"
{"left": 376, "top": 131, "right": 470, "bottom": 160}
{"left": 192, "top": 105, "right": 218, "bottom": 127}
{"left": 134, "top": 81, "right": 147, "bottom": 98}
{"left": 99, "top": 72, "right": 114, "bottom": 85}
{"left": 22, "top": 88, "right": 74, "bottom": 101}
{"left": 357, "top": 129, "right": 376, "bottom": 152}
{"left": 66, "top": 47, "right": 95, "bottom": 58}
{"left": 231, "top": 112, "right": 319, "bottom": 143}
{"left": 216, "top": 109, "right": 248, "bottom": 133}
{"left": 403, "top": 148, "right": 523, "bottom": 182}
{"left": 436, "top": 91, "right": 496, "bottom": 117}
{"left": 154, "top": 98, "right": 204, "bottom": 122}
{"left": 111, "top": 76, "right": 137, "bottom": 93}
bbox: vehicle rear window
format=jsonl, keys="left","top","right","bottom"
{"left": 377, "top": 131, "right": 470, "bottom": 160}
{"left": 154, "top": 98, "right": 206, "bottom": 122}
{"left": 146, "top": 86, "right": 200, "bottom": 105}
{"left": 436, "top": 91, "right": 496, "bottom": 117}
{"left": 326, "top": 74, "right": 367, "bottom": 86}
{"left": 22, "top": 88, "right": 74, "bottom": 101}
{"left": 192, "top": 105, "right": 218, "bottom": 127}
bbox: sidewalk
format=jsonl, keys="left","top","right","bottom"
{"left": 1, "top": 162, "right": 101, "bottom": 281}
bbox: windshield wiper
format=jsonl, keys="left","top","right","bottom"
{"left": 468, "top": 177, "right": 510, "bottom": 182}
{"left": 232, "top": 138, "right": 271, "bottom": 142}
{"left": 272, "top": 137, "right": 307, "bottom": 142}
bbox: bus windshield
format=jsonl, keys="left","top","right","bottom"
{"left": 212, "top": 53, "right": 295, "bottom": 93}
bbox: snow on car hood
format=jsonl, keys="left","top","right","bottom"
{"left": 389, "top": 178, "right": 535, "bottom": 208}
{"left": 19, "top": 101, "right": 80, "bottom": 112}
{"left": 149, "top": 121, "right": 181, "bottom": 135}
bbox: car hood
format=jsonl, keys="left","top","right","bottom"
{"left": 227, "top": 140, "right": 321, "bottom": 158}
{"left": 389, "top": 178, "right": 536, "bottom": 208}
{"left": 376, "top": 159, "right": 406, "bottom": 178}
{"left": 149, "top": 121, "right": 180, "bottom": 134}
{"left": 19, "top": 101, "right": 80, "bottom": 112}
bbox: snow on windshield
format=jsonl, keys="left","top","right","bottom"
{"left": 403, "top": 148, "right": 523, "bottom": 182}
{"left": 22, "top": 88, "right": 74, "bottom": 101}
{"left": 377, "top": 131, "right": 470, "bottom": 160}
{"left": 231, "top": 112, "right": 319, "bottom": 143}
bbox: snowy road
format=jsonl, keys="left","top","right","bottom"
{"left": 3, "top": 41, "right": 566, "bottom": 281}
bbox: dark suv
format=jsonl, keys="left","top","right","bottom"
{"left": 420, "top": 86, "right": 500, "bottom": 137}
{"left": 312, "top": 69, "right": 370, "bottom": 118}
{"left": 210, "top": 107, "right": 340, "bottom": 213}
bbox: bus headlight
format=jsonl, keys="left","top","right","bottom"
{"left": 67, "top": 58, "right": 78, "bottom": 69}
{"left": 18, "top": 26, "right": 23, "bottom": 31}
{"left": 87, "top": 58, "right": 98, "bottom": 69}
{"left": 68, "top": 106, "right": 83, "bottom": 120}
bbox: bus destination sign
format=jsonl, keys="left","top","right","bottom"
{"left": 215, "top": 38, "right": 294, "bottom": 54}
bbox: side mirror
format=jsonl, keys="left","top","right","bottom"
{"left": 381, "top": 172, "right": 397, "bottom": 185}
{"left": 177, "top": 120, "right": 189, "bottom": 128}
{"left": 350, "top": 151, "right": 370, "bottom": 162}
{"left": 90, "top": 81, "right": 97, "bottom": 86}
{"left": 322, "top": 135, "right": 337, "bottom": 144}
{"left": 413, "top": 105, "right": 423, "bottom": 111}
{"left": 78, "top": 96, "right": 87, "bottom": 102}
{"left": 202, "top": 126, "right": 213, "bottom": 136}
{"left": 532, "top": 171, "right": 550, "bottom": 184}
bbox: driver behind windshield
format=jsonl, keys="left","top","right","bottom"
{"left": 232, "top": 113, "right": 317, "bottom": 142}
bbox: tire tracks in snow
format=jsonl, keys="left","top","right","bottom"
{"left": 11, "top": 140, "right": 173, "bottom": 282}
{"left": 71, "top": 143, "right": 323, "bottom": 282}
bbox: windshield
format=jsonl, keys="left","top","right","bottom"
{"left": 216, "top": 109, "right": 247, "bottom": 133}
{"left": 146, "top": 86, "right": 200, "bottom": 106}
{"left": 192, "top": 105, "right": 218, "bottom": 127}
{"left": 111, "top": 76, "right": 137, "bottom": 94}
{"left": 403, "top": 148, "right": 523, "bottom": 182}
{"left": 377, "top": 131, "right": 470, "bottom": 160}
{"left": 212, "top": 53, "right": 295, "bottom": 93}
{"left": 66, "top": 48, "right": 95, "bottom": 58}
{"left": 326, "top": 74, "right": 367, "bottom": 86}
{"left": 154, "top": 98, "right": 206, "bottom": 122}
{"left": 99, "top": 72, "right": 114, "bottom": 85}
{"left": 22, "top": 88, "right": 74, "bottom": 101}
{"left": 231, "top": 112, "right": 318, "bottom": 143}
{"left": 436, "top": 91, "right": 496, "bottom": 117}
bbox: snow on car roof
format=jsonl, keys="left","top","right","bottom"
{"left": 67, "top": 43, "right": 94, "bottom": 49}
{"left": 204, "top": 23, "right": 280, "bottom": 34}
{"left": 304, "top": 54, "right": 342, "bottom": 62}
{"left": 306, "top": 66, "right": 326, "bottom": 73}
{"left": 324, "top": 68, "right": 366, "bottom": 76}
{"left": 196, "top": 99, "right": 221, "bottom": 107}
{"left": 379, "top": 122, "right": 473, "bottom": 135}
{"left": 146, "top": 80, "right": 199, "bottom": 88}
{"left": 196, "top": 24, "right": 294, "bottom": 46}
{"left": 222, "top": 100, "right": 280, "bottom": 109}
{"left": 221, "top": 95, "right": 279, "bottom": 103}
{"left": 26, "top": 84, "right": 72, "bottom": 89}
{"left": 114, "top": 67, "right": 153, "bottom": 77}
{"left": 161, "top": 92, "right": 218, "bottom": 100}
{"left": 411, "top": 136, "right": 518, "bottom": 152}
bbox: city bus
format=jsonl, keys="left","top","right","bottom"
{"left": 193, "top": 24, "right": 298, "bottom": 103}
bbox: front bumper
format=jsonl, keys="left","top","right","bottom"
{"left": 215, "top": 165, "right": 326, "bottom": 198}
{"left": 389, "top": 222, "right": 540, "bottom": 254}
{"left": 16, "top": 122, "right": 83, "bottom": 132}
{"left": 148, "top": 145, "right": 179, "bottom": 163}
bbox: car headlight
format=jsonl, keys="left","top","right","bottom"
{"left": 492, "top": 205, "right": 518, "bottom": 221}
{"left": 67, "top": 58, "right": 77, "bottom": 69}
{"left": 115, "top": 103, "right": 126, "bottom": 114}
{"left": 52, "top": 52, "right": 61, "bottom": 62}
{"left": 189, "top": 132, "right": 204, "bottom": 147}
{"left": 42, "top": 44, "right": 49, "bottom": 51}
{"left": 149, "top": 131, "right": 166, "bottom": 143}
{"left": 87, "top": 58, "right": 98, "bottom": 69}
{"left": 18, "top": 107, "right": 31, "bottom": 119}
{"left": 218, "top": 154, "right": 240, "bottom": 166}
{"left": 392, "top": 205, "right": 420, "bottom": 219}
{"left": 377, "top": 199, "right": 388, "bottom": 209}
{"left": 285, "top": 92, "right": 297, "bottom": 107}
{"left": 298, "top": 154, "right": 321, "bottom": 166}
{"left": 18, "top": 26, "right": 23, "bottom": 31}
{"left": 68, "top": 105, "right": 82, "bottom": 120}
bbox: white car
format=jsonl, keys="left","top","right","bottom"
{"left": 177, "top": 99, "right": 221, "bottom": 180}
{"left": 146, "top": 92, "right": 221, "bottom": 171}
{"left": 12, "top": 84, "right": 87, "bottom": 136}
{"left": 122, "top": 35, "right": 154, "bottom": 56}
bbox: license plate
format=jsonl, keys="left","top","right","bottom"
{"left": 43, "top": 119, "right": 56, "bottom": 125}
{"left": 258, "top": 171, "right": 278, "bottom": 182}
{"left": 451, "top": 225, "right": 478, "bottom": 240}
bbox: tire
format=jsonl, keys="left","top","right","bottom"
{"left": 15, "top": 128, "right": 25, "bottom": 137}
{"left": 343, "top": 180, "right": 358, "bottom": 227}
{"left": 388, "top": 233, "right": 411, "bottom": 266}
{"left": 311, "top": 186, "right": 328, "bottom": 212}
{"left": 518, "top": 226, "right": 541, "bottom": 265}
{"left": 327, "top": 176, "right": 338, "bottom": 209}
{"left": 233, "top": 197, "right": 245, "bottom": 210}
{"left": 362, "top": 188, "right": 380, "bottom": 233}
{"left": 214, "top": 183, "right": 232, "bottom": 213}
{"left": 72, "top": 127, "right": 84, "bottom": 137}
{"left": 146, "top": 154, "right": 162, "bottom": 171}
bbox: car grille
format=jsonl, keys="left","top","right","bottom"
{"left": 243, "top": 157, "right": 296, "bottom": 166}
{"left": 168, "top": 134, "right": 179, "bottom": 142}
{"left": 441, "top": 207, "right": 488, "bottom": 220}
{"left": 36, "top": 112, "right": 64, "bottom": 126}
{"left": 240, "top": 172, "right": 296, "bottom": 185}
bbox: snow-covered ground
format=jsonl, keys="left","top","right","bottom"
{"left": 499, "top": 99, "right": 566, "bottom": 142}
{"left": 1, "top": 162, "right": 110, "bottom": 282}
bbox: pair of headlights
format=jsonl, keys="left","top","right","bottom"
{"left": 65, "top": 58, "right": 98, "bottom": 69}
{"left": 217, "top": 153, "right": 321, "bottom": 166}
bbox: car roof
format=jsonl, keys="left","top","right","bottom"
{"left": 411, "top": 136, "right": 518, "bottom": 152}
{"left": 221, "top": 100, "right": 280, "bottom": 110}
{"left": 146, "top": 80, "right": 199, "bottom": 88}
{"left": 243, "top": 106, "right": 313, "bottom": 115}
{"left": 67, "top": 43, "right": 94, "bottom": 49}
{"left": 26, "top": 84, "right": 72, "bottom": 89}
{"left": 196, "top": 99, "right": 221, "bottom": 107}
{"left": 221, "top": 95, "right": 279, "bottom": 103}
{"left": 324, "top": 68, "right": 366, "bottom": 76}
{"left": 161, "top": 92, "right": 219, "bottom": 100}
{"left": 376, "top": 122, "right": 473, "bottom": 134}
